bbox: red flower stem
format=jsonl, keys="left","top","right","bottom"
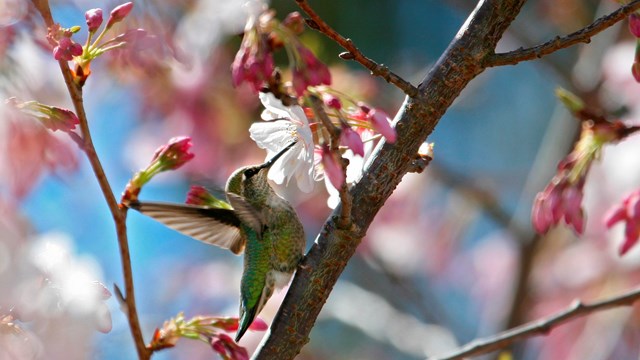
{"left": 30, "top": 1, "right": 150, "bottom": 359}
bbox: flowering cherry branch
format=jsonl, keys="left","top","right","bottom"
{"left": 294, "top": 0, "right": 418, "bottom": 97}
{"left": 29, "top": 1, "right": 149, "bottom": 358}
{"left": 485, "top": 0, "right": 640, "bottom": 67}
{"left": 429, "top": 286, "right": 640, "bottom": 360}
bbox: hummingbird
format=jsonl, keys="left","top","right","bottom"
{"left": 126, "top": 141, "right": 305, "bottom": 341}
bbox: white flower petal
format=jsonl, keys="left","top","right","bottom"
{"left": 259, "top": 92, "right": 291, "bottom": 121}
{"left": 249, "top": 121, "right": 295, "bottom": 151}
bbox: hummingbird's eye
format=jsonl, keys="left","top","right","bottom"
{"left": 244, "top": 168, "right": 259, "bottom": 178}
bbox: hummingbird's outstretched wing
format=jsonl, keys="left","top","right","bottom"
{"left": 127, "top": 201, "right": 247, "bottom": 254}
{"left": 226, "top": 192, "right": 265, "bottom": 234}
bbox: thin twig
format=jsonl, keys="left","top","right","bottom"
{"left": 30, "top": 1, "right": 150, "bottom": 358}
{"left": 485, "top": 0, "right": 640, "bottom": 67}
{"left": 295, "top": 0, "right": 419, "bottom": 98}
{"left": 429, "top": 287, "right": 640, "bottom": 360}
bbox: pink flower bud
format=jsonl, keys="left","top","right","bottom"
{"left": 44, "top": 106, "right": 80, "bottom": 132}
{"left": 85, "top": 8, "right": 103, "bottom": 33}
{"left": 321, "top": 145, "right": 345, "bottom": 189}
{"left": 340, "top": 125, "right": 364, "bottom": 157}
{"left": 210, "top": 334, "right": 249, "bottom": 360}
{"left": 107, "top": 2, "right": 134, "bottom": 28}
{"left": 53, "top": 37, "right": 83, "bottom": 61}
{"left": 151, "top": 136, "right": 195, "bottom": 171}
{"left": 621, "top": 222, "right": 640, "bottom": 255}
{"left": 248, "top": 317, "right": 268, "bottom": 331}
{"left": 186, "top": 185, "right": 213, "bottom": 206}
{"left": 532, "top": 193, "right": 552, "bottom": 234}
{"left": 368, "top": 108, "right": 397, "bottom": 143}
{"left": 630, "top": 13, "right": 640, "bottom": 37}
{"left": 322, "top": 93, "right": 341, "bottom": 110}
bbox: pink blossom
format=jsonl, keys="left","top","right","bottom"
{"left": 321, "top": 145, "right": 345, "bottom": 189}
{"left": 107, "top": 2, "right": 134, "bottom": 28}
{"left": 185, "top": 185, "right": 213, "bottom": 206}
{"left": 532, "top": 175, "right": 586, "bottom": 235}
{"left": 605, "top": 189, "right": 640, "bottom": 255}
{"left": 339, "top": 125, "right": 364, "bottom": 157}
{"left": 231, "top": 27, "right": 274, "bottom": 92}
{"left": 322, "top": 93, "right": 341, "bottom": 110}
{"left": 367, "top": 108, "right": 397, "bottom": 143}
{"left": 211, "top": 317, "right": 268, "bottom": 332}
{"left": 85, "top": 8, "right": 103, "bottom": 33}
{"left": 291, "top": 46, "right": 331, "bottom": 95}
{"left": 8, "top": 99, "right": 79, "bottom": 133}
{"left": 41, "top": 106, "right": 80, "bottom": 132}
{"left": 185, "top": 185, "right": 232, "bottom": 209}
{"left": 630, "top": 13, "right": 640, "bottom": 37}
{"left": 210, "top": 334, "right": 249, "bottom": 360}
{"left": 151, "top": 136, "right": 195, "bottom": 171}
{"left": 53, "top": 37, "right": 83, "bottom": 61}
{"left": 532, "top": 118, "right": 638, "bottom": 235}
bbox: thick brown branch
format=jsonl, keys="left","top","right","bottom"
{"left": 486, "top": 0, "right": 640, "bottom": 67}
{"left": 30, "top": 1, "right": 149, "bottom": 358}
{"left": 295, "top": 0, "right": 418, "bottom": 97}
{"left": 253, "top": 1, "right": 527, "bottom": 358}
{"left": 430, "top": 287, "right": 640, "bottom": 360}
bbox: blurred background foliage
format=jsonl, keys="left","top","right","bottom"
{"left": 2, "top": 0, "right": 640, "bottom": 359}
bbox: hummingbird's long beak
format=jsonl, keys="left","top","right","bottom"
{"left": 257, "top": 140, "right": 297, "bottom": 170}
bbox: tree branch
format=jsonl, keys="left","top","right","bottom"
{"left": 295, "top": 0, "right": 418, "bottom": 97}
{"left": 429, "top": 287, "right": 640, "bottom": 360}
{"left": 30, "top": 1, "right": 149, "bottom": 358}
{"left": 485, "top": 0, "right": 640, "bottom": 67}
{"left": 252, "top": 0, "right": 528, "bottom": 358}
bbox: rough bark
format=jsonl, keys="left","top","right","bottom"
{"left": 253, "top": 1, "right": 527, "bottom": 358}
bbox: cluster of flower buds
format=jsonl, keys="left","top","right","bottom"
{"left": 532, "top": 88, "right": 640, "bottom": 235}
{"left": 121, "top": 137, "right": 195, "bottom": 203}
{"left": 46, "top": 2, "right": 137, "bottom": 86}
{"left": 6, "top": 98, "right": 79, "bottom": 133}
{"left": 606, "top": 189, "right": 640, "bottom": 255}
{"left": 148, "top": 312, "right": 267, "bottom": 356}
{"left": 231, "top": 9, "right": 331, "bottom": 96}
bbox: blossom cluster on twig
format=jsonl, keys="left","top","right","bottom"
{"left": 532, "top": 88, "right": 640, "bottom": 254}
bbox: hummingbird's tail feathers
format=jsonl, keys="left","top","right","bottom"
{"left": 127, "top": 201, "right": 247, "bottom": 254}
{"left": 236, "top": 271, "right": 275, "bottom": 342}
{"left": 235, "top": 302, "right": 260, "bottom": 342}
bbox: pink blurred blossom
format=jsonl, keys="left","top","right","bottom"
{"left": 605, "top": 189, "right": 640, "bottom": 255}
{"left": 3, "top": 118, "right": 78, "bottom": 200}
